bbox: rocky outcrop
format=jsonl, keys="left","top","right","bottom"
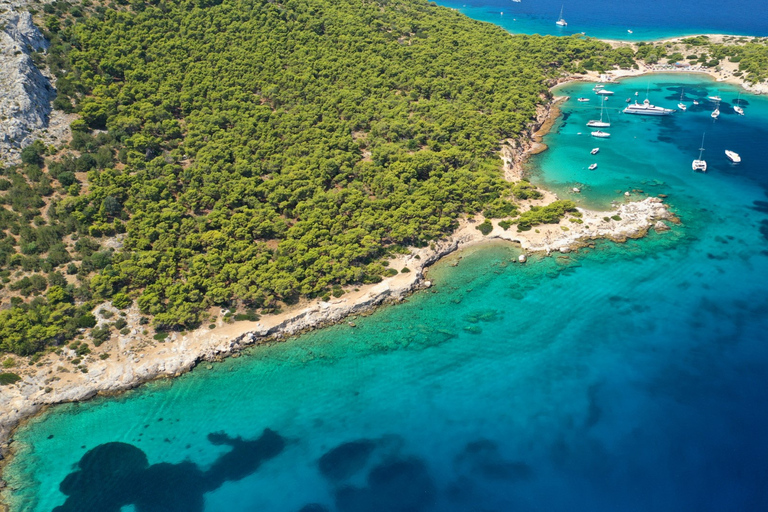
{"left": 0, "top": 8, "right": 68, "bottom": 164}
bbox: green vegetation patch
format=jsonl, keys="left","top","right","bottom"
{"left": 0, "top": 372, "right": 22, "bottom": 385}
{"left": 0, "top": 0, "right": 640, "bottom": 355}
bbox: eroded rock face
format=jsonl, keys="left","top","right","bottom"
{"left": 0, "top": 9, "right": 57, "bottom": 163}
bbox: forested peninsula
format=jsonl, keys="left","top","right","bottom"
{"left": 0, "top": 0, "right": 646, "bottom": 358}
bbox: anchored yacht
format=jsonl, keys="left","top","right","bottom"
{"left": 587, "top": 96, "right": 611, "bottom": 127}
{"left": 692, "top": 133, "right": 707, "bottom": 172}
{"left": 623, "top": 98, "right": 675, "bottom": 116}
{"left": 556, "top": 5, "right": 567, "bottom": 26}
{"left": 725, "top": 150, "right": 741, "bottom": 163}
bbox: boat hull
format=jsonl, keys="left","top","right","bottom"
{"left": 623, "top": 109, "right": 674, "bottom": 116}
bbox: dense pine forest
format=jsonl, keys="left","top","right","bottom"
{"left": 0, "top": 0, "right": 736, "bottom": 356}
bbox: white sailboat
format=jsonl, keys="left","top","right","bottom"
{"left": 677, "top": 88, "right": 687, "bottom": 111}
{"left": 692, "top": 133, "right": 707, "bottom": 172}
{"left": 587, "top": 96, "right": 611, "bottom": 127}
{"left": 711, "top": 104, "right": 720, "bottom": 119}
{"left": 556, "top": 5, "right": 567, "bottom": 26}
{"left": 733, "top": 93, "right": 744, "bottom": 115}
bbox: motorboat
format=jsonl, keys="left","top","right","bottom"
{"left": 725, "top": 150, "right": 741, "bottom": 163}
{"left": 596, "top": 89, "right": 614, "bottom": 96}
{"left": 590, "top": 147, "right": 600, "bottom": 155}
{"left": 693, "top": 100, "right": 699, "bottom": 105}
{"left": 577, "top": 97, "right": 590, "bottom": 102}
{"left": 623, "top": 98, "right": 675, "bottom": 116}
{"left": 587, "top": 96, "right": 611, "bottom": 127}
{"left": 692, "top": 133, "right": 707, "bottom": 172}
{"left": 591, "top": 130, "right": 610, "bottom": 138}
{"left": 708, "top": 95, "right": 722, "bottom": 102}
{"left": 627, "top": 29, "right": 633, "bottom": 34}
{"left": 589, "top": 163, "right": 598, "bottom": 170}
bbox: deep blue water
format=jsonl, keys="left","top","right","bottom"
{"left": 434, "top": 0, "right": 768, "bottom": 40}
{"left": 4, "top": 81, "right": 768, "bottom": 512}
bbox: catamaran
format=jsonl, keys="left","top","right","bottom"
{"left": 725, "top": 150, "right": 741, "bottom": 163}
{"left": 692, "top": 133, "right": 707, "bottom": 172}
{"left": 556, "top": 5, "right": 567, "bottom": 26}
{"left": 587, "top": 96, "right": 611, "bottom": 127}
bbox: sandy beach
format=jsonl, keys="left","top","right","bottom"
{"left": 588, "top": 33, "right": 768, "bottom": 95}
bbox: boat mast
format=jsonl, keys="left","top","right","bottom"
{"left": 698, "top": 133, "right": 706, "bottom": 160}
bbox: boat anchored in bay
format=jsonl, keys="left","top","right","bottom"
{"left": 587, "top": 96, "right": 610, "bottom": 128}
{"left": 624, "top": 98, "right": 675, "bottom": 116}
{"left": 591, "top": 130, "right": 610, "bottom": 138}
{"left": 692, "top": 133, "right": 707, "bottom": 172}
{"left": 725, "top": 150, "right": 741, "bottom": 163}
{"left": 556, "top": 5, "right": 567, "bottom": 26}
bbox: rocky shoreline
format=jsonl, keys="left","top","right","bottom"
{"left": 0, "top": 78, "right": 677, "bottom": 495}
{"left": 0, "top": 27, "right": 677, "bottom": 503}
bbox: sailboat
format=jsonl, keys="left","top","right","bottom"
{"left": 711, "top": 103, "right": 720, "bottom": 119}
{"left": 692, "top": 133, "right": 707, "bottom": 172}
{"left": 733, "top": 93, "right": 745, "bottom": 115}
{"left": 556, "top": 5, "right": 567, "bottom": 26}
{"left": 677, "top": 88, "right": 687, "bottom": 111}
{"left": 587, "top": 96, "right": 611, "bottom": 127}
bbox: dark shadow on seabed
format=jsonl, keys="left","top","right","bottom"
{"left": 52, "top": 428, "right": 285, "bottom": 512}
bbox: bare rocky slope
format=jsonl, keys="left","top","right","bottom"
{"left": 0, "top": 4, "right": 68, "bottom": 164}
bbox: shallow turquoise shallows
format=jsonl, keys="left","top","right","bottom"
{"left": 4, "top": 74, "right": 768, "bottom": 512}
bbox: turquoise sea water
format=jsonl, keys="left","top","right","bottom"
{"left": 4, "top": 75, "right": 768, "bottom": 511}
{"left": 434, "top": 0, "right": 768, "bottom": 41}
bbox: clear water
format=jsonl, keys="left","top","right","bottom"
{"left": 4, "top": 76, "right": 768, "bottom": 512}
{"left": 434, "top": 0, "right": 768, "bottom": 41}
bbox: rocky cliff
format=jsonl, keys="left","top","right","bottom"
{"left": 0, "top": 7, "right": 68, "bottom": 164}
